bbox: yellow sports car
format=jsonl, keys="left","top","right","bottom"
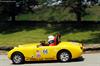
{"left": 8, "top": 40, "right": 84, "bottom": 64}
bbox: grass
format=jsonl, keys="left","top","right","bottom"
{"left": 0, "top": 26, "right": 100, "bottom": 46}
{"left": 0, "top": 28, "right": 48, "bottom": 46}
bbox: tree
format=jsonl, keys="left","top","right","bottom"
{"left": 15, "top": 0, "right": 39, "bottom": 13}
{"left": 62, "top": 0, "right": 86, "bottom": 22}
{"left": 0, "top": 0, "right": 16, "bottom": 21}
{"left": 0, "top": 0, "right": 39, "bottom": 21}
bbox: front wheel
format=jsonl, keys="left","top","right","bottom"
{"left": 57, "top": 51, "right": 71, "bottom": 62}
{"left": 11, "top": 52, "right": 25, "bottom": 64}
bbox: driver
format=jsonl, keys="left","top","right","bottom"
{"left": 48, "top": 35, "right": 55, "bottom": 45}
{"left": 48, "top": 33, "right": 61, "bottom": 46}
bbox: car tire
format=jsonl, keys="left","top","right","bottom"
{"left": 57, "top": 50, "right": 71, "bottom": 62}
{"left": 11, "top": 52, "right": 25, "bottom": 64}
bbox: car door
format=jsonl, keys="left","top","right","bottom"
{"left": 35, "top": 45, "right": 58, "bottom": 60}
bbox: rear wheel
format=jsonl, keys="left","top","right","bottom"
{"left": 11, "top": 52, "right": 25, "bottom": 64}
{"left": 57, "top": 50, "right": 71, "bottom": 62}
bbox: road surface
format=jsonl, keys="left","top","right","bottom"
{"left": 0, "top": 53, "right": 100, "bottom": 66}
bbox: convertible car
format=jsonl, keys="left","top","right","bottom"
{"left": 8, "top": 40, "right": 84, "bottom": 64}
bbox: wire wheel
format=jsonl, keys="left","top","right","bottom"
{"left": 57, "top": 50, "right": 71, "bottom": 62}
{"left": 11, "top": 52, "right": 25, "bottom": 64}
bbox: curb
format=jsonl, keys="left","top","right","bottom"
{"left": 84, "top": 44, "right": 100, "bottom": 51}
{"left": 0, "top": 46, "right": 13, "bottom": 51}
{"left": 84, "top": 47, "right": 100, "bottom": 51}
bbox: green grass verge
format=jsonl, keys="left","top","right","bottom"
{"left": 0, "top": 27, "right": 100, "bottom": 46}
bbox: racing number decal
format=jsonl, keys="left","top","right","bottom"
{"left": 43, "top": 49, "right": 48, "bottom": 54}
{"left": 36, "top": 50, "right": 41, "bottom": 57}
{"left": 36, "top": 49, "right": 48, "bottom": 58}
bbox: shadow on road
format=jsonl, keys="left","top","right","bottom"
{"left": 11, "top": 57, "right": 84, "bottom": 65}
{"left": 26, "top": 57, "right": 84, "bottom": 64}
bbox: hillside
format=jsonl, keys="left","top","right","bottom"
{"left": 0, "top": 22, "right": 100, "bottom": 46}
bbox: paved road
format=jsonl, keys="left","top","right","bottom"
{"left": 0, "top": 53, "right": 100, "bottom": 66}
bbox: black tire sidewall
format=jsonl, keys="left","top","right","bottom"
{"left": 11, "top": 52, "right": 25, "bottom": 64}
{"left": 57, "top": 51, "right": 71, "bottom": 62}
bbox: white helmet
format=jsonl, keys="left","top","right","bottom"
{"left": 48, "top": 35, "right": 54, "bottom": 40}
